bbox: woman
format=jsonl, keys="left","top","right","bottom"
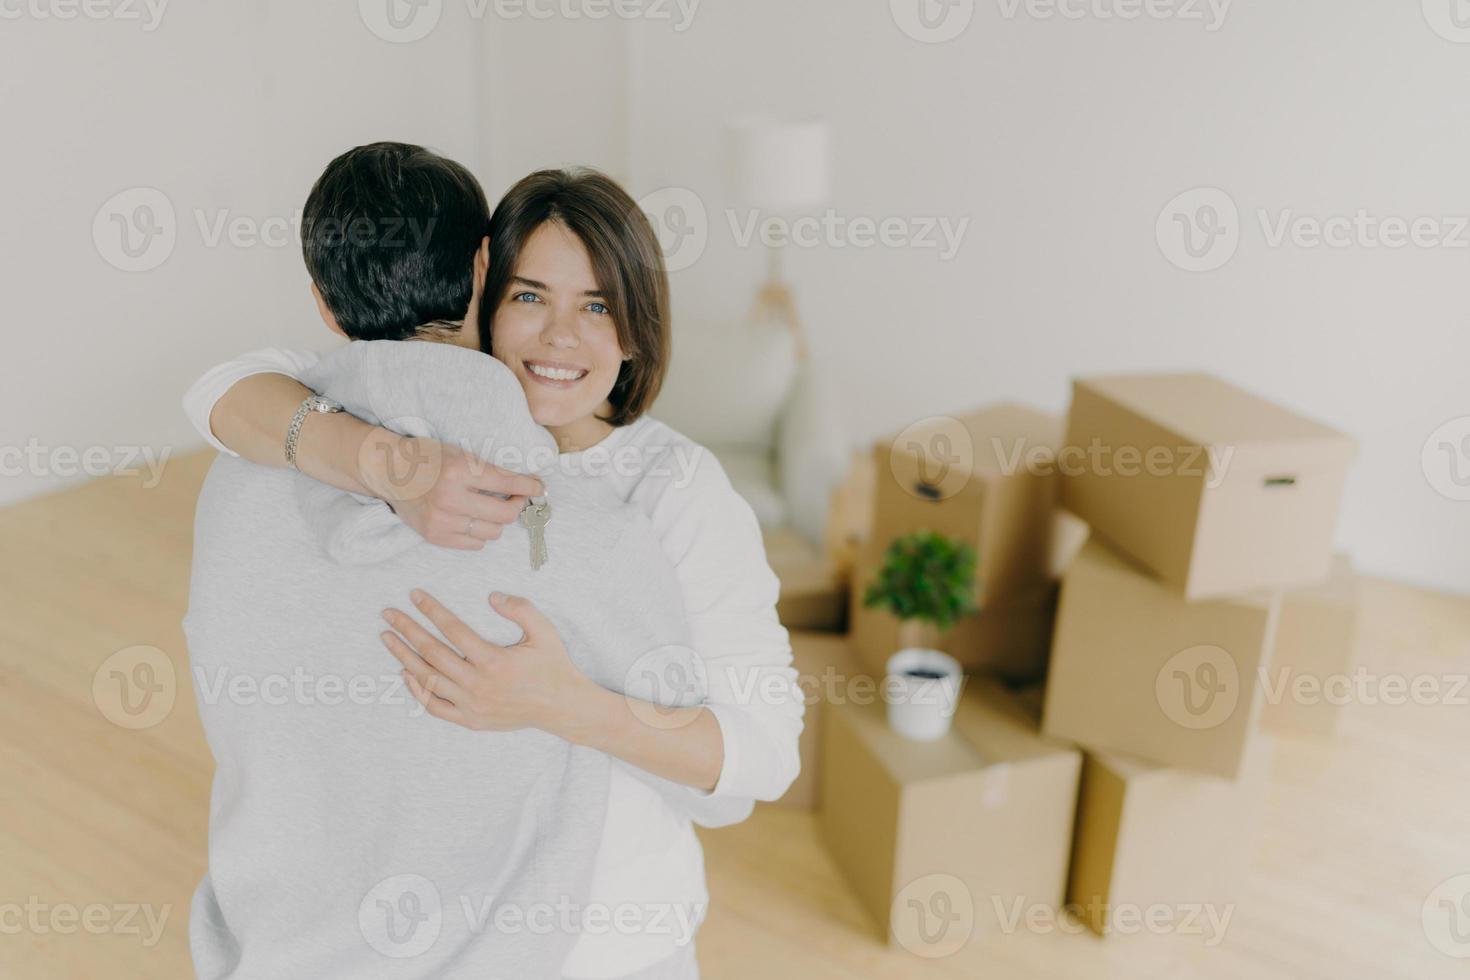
{"left": 183, "top": 167, "right": 802, "bottom": 980}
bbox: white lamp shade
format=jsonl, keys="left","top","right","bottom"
{"left": 727, "top": 117, "right": 830, "bottom": 212}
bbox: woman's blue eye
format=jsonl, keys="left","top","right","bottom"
{"left": 585, "top": 302, "right": 610, "bottom": 315}
{"left": 511, "top": 292, "right": 542, "bottom": 304}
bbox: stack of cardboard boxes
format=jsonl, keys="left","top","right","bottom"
{"left": 795, "top": 372, "right": 1361, "bottom": 953}
{"left": 1044, "top": 373, "right": 1357, "bottom": 933}
{"left": 816, "top": 405, "right": 1090, "bottom": 951}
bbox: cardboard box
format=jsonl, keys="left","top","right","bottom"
{"left": 1042, "top": 538, "right": 1280, "bottom": 779}
{"left": 1061, "top": 373, "right": 1356, "bottom": 600}
{"left": 774, "top": 632, "right": 863, "bottom": 809}
{"left": 821, "top": 678, "right": 1081, "bottom": 953}
{"left": 848, "top": 543, "right": 1058, "bottom": 682}
{"left": 765, "top": 528, "right": 847, "bottom": 632}
{"left": 1259, "top": 555, "right": 1359, "bottom": 737}
{"left": 1067, "top": 742, "right": 1271, "bottom": 938}
{"left": 872, "top": 404, "right": 1066, "bottom": 605}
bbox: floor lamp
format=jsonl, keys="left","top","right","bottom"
{"left": 727, "top": 117, "right": 831, "bottom": 359}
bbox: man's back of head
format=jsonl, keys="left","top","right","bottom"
{"left": 301, "top": 142, "right": 489, "bottom": 342}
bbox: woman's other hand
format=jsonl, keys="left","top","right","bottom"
{"left": 380, "top": 589, "right": 592, "bottom": 732}
{"left": 380, "top": 589, "right": 726, "bottom": 791}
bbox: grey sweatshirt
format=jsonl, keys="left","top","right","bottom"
{"left": 184, "top": 341, "right": 701, "bottom": 980}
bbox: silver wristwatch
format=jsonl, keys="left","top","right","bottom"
{"left": 284, "top": 394, "right": 344, "bottom": 469}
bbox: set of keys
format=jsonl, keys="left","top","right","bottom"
{"left": 517, "top": 495, "right": 551, "bottom": 571}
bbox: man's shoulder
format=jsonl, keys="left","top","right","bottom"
{"left": 308, "top": 339, "right": 509, "bottom": 384}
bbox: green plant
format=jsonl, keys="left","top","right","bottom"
{"left": 862, "top": 529, "right": 979, "bottom": 631}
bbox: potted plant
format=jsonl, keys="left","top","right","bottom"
{"left": 862, "top": 530, "right": 979, "bottom": 740}
{"left": 862, "top": 529, "right": 979, "bottom": 649}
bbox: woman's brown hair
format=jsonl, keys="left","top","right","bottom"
{"left": 479, "top": 168, "right": 671, "bottom": 427}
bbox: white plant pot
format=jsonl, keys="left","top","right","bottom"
{"left": 884, "top": 648, "right": 964, "bottom": 741}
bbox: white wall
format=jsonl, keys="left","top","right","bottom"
{"left": 4, "top": 1, "right": 1466, "bottom": 593}
{"left": 0, "top": 2, "right": 483, "bottom": 502}
{"left": 479, "top": 14, "right": 632, "bottom": 195}
{"left": 616, "top": 0, "right": 1470, "bottom": 594}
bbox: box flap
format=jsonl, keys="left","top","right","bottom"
{"left": 1050, "top": 509, "right": 1091, "bottom": 578}
{"left": 1074, "top": 373, "right": 1356, "bottom": 465}
{"left": 883, "top": 402, "right": 1063, "bottom": 481}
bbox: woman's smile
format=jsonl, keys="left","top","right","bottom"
{"left": 524, "top": 358, "right": 591, "bottom": 386}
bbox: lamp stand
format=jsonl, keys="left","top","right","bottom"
{"left": 751, "top": 242, "right": 808, "bottom": 360}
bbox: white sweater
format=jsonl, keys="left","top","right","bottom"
{"left": 182, "top": 346, "right": 805, "bottom": 978}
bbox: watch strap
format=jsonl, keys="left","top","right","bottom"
{"left": 284, "top": 395, "right": 341, "bottom": 470}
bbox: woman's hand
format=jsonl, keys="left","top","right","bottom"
{"left": 361, "top": 433, "right": 545, "bottom": 551}
{"left": 380, "top": 589, "right": 726, "bottom": 791}
{"left": 379, "top": 589, "right": 593, "bottom": 733}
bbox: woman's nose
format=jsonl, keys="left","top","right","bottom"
{"left": 539, "top": 308, "right": 579, "bottom": 348}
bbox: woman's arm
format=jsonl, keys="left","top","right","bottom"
{"left": 182, "top": 348, "right": 543, "bottom": 548}
{"left": 630, "top": 436, "right": 805, "bottom": 805}
{"left": 182, "top": 346, "right": 325, "bottom": 456}
{"left": 562, "top": 687, "right": 725, "bottom": 792}
{"left": 209, "top": 370, "right": 386, "bottom": 497}
{"left": 382, "top": 590, "right": 725, "bottom": 791}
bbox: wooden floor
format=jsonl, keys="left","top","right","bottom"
{"left": 3, "top": 450, "right": 1467, "bottom": 979}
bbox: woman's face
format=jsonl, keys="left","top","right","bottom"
{"left": 490, "top": 221, "right": 626, "bottom": 447}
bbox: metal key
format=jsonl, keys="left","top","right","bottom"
{"left": 518, "top": 496, "right": 551, "bottom": 570}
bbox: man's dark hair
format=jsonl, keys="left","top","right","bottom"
{"left": 302, "top": 142, "right": 489, "bottom": 341}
